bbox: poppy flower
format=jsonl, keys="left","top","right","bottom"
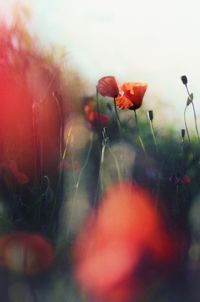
{"left": 74, "top": 182, "right": 180, "bottom": 302}
{"left": 115, "top": 82, "right": 147, "bottom": 110}
{"left": 182, "top": 175, "right": 191, "bottom": 185}
{"left": 0, "top": 24, "right": 64, "bottom": 186}
{"left": 84, "top": 99, "right": 110, "bottom": 129}
{"left": 97, "top": 76, "right": 119, "bottom": 98}
{"left": 0, "top": 232, "right": 54, "bottom": 275}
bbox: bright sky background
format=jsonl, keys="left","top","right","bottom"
{"left": 1, "top": 0, "right": 200, "bottom": 128}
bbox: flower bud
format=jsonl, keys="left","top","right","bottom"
{"left": 181, "top": 75, "right": 188, "bottom": 85}
{"left": 97, "top": 76, "right": 119, "bottom": 98}
{"left": 181, "top": 129, "right": 185, "bottom": 139}
{"left": 147, "top": 110, "right": 153, "bottom": 121}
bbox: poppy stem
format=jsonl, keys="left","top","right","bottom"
{"left": 134, "top": 110, "right": 146, "bottom": 153}
{"left": 53, "top": 92, "right": 64, "bottom": 161}
{"left": 66, "top": 132, "right": 94, "bottom": 238}
{"left": 149, "top": 120, "right": 158, "bottom": 151}
{"left": 113, "top": 97, "right": 122, "bottom": 132}
{"left": 185, "top": 85, "right": 200, "bottom": 142}
{"left": 108, "top": 146, "right": 122, "bottom": 181}
{"left": 184, "top": 106, "right": 191, "bottom": 144}
{"left": 96, "top": 90, "right": 102, "bottom": 135}
{"left": 94, "top": 128, "right": 121, "bottom": 207}
{"left": 191, "top": 101, "right": 200, "bottom": 141}
{"left": 62, "top": 126, "right": 72, "bottom": 160}
{"left": 75, "top": 132, "right": 94, "bottom": 192}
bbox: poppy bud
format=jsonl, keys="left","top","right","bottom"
{"left": 97, "top": 76, "right": 119, "bottom": 98}
{"left": 181, "top": 129, "right": 185, "bottom": 140}
{"left": 181, "top": 75, "right": 188, "bottom": 85}
{"left": 147, "top": 110, "right": 153, "bottom": 121}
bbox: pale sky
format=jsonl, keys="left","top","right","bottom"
{"left": 1, "top": 0, "right": 200, "bottom": 127}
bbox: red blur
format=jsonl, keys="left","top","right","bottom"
{"left": 74, "top": 182, "right": 184, "bottom": 302}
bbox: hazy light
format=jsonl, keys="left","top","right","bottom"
{"left": 1, "top": 0, "right": 200, "bottom": 125}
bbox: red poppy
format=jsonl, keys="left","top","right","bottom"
{"left": 0, "top": 232, "right": 54, "bottom": 275}
{"left": 182, "top": 175, "right": 191, "bottom": 185}
{"left": 0, "top": 24, "right": 63, "bottom": 185}
{"left": 84, "top": 100, "right": 110, "bottom": 129}
{"left": 97, "top": 76, "right": 119, "bottom": 98}
{"left": 115, "top": 82, "right": 147, "bottom": 110}
{"left": 74, "top": 182, "right": 180, "bottom": 302}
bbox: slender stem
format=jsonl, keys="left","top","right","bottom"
{"left": 96, "top": 90, "right": 101, "bottom": 134}
{"left": 191, "top": 101, "right": 200, "bottom": 141}
{"left": 108, "top": 147, "right": 121, "bottom": 181}
{"left": 184, "top": 106, "right": 191, "bottom": 144}
{"left": 134, "top": 109, "right": 138, "bottom": 125}
{"left": 52, "top": 93, "right": 65, "bottom": 223}
{"left": 66, "top": 133, "right": 94, "bottom": 237}
{"left": 94, "top": 128, "right": 119, "bottom": 207}
{"left": 75, "top": 132, "right": 94, "bottom": 191}
{"left": 134, "top": 110, "right": 146, "bottom": 153}
{"left": 62, "top": 126, "right": 72, "bottom": 160}
{"left": 95, "top": 129, "right": 107, "bottom": 202}
{"left": 99, "top": 143, "right": 106, "bottom": 193}
{"left": 149, "top": 120, "right": 158, "bottom": 151}
{"left": 185, "top": 85, "right": 200, "bottom": 142}
{"left": 113, "top": 97, "right": 122, "bottom": 132}
{"left": 53, "top": 92, "right": 64, "bottom": 160}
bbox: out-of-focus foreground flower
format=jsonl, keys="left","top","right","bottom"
{"left": 74, "top": 182, "right": 182, "bottom": 302}
{"left": 0, "top": 232, "right": 54, "bottom": 275}
{"left": 0, "top": 27, "right": 61, "bottom": 184}
{"left": 0, "top": 20, "right": 84, "bottom": 186}
{"left": 97, "top": 76, "right": 119, "bottom": 98}
{"left": 115, "top": 82, "right": 147, "bottom": 110}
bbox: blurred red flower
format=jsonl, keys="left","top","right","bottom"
{"left": 0, "top": 24, "right": 66, "bottom": 185}
{"left": 84, "top": 99, "right": 110, "bottom": 129}
{"left": 182, "top": 175, "right": 191, "bottom": 185}
{"left": 0, "top": 232, "right": 54, "bottom": 275}
{"left": 97, "top": 76, "right": 119, "bottom": 98}
{"left": 74, "top": 182, "right": 181, "bottom": 302}
{"left": 115, "top": 82, "right": 147, "bottom": 110}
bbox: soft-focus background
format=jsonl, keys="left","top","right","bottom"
{"left": 0, "top": 1, "right": 200, "bottom": 302}
{"left": 1, "top": 0, "right": 200, "bottom": 127}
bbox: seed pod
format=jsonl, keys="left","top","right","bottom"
{"left": 181, "top": 129, "right": 185, "bottom": 139}
{"left": 181, "top": 75, "right": 188, "bottom": 85}
{"left": 147, "top": 110, "right": 153, "bottom": 121}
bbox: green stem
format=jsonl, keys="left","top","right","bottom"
{"left": 113, "top": 97, "right": 122, "bottom": 132}
{"left": 74, "top": 132, "right": 94, "bottom": 192}
{"left": 134, "top": 110, "right": 146, "bottom": 153}
{"left": 96, "top": 90, "right": 102, "bottom": 134}
{"left": 66, "top": 133, "right": 94, "bottom": 237}
{"left": 184, "top": 106, "right": 191, "bottom": 144}
{"left": 185, "top": 85, "right": 200, "bottom": 142}
{"left": 62, "top": 126, "right": 72, "bottom": 160}
{"left": 108, "top": 146, "right": 121, "bottom": 181}
{"left": 191, "top": 101, "right": 200, "bottom": 141}
{"left": 149, "top": 120, "right": 158, "bottom": 151}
